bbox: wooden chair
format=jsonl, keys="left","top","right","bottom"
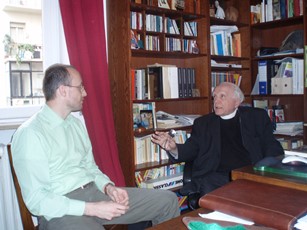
{"left": 7, "top": 144, "right": 38, "bottom": 230}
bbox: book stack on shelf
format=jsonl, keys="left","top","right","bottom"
{"left": 164, "top": 17, "right": 180, "bottom": 35}
{"left": 156, "top": 111, "right": 200, "bottom": 129}
{"left": 250, "top": 0, "right": 303, "bottom": 24}
{"left": 277, "top": 136, "right": 303, "bottom": 150}
{"left": 131, "top": 64, "right": 197, "bottom": 100}
{"left": 271, "top": 57, "right": 304, "bottom": 95}
{"left": 134, "top": 130, "right": 189, "bottom": 164}
{"left": 274, "top": 121, "right": 303, "bottom": 136}
{"left": 130, "top": 11, "right": 143, "bottom": 30}
{"left": 254, "top": 57, "right": 304, "bottom": 95}
{"left": 135, "top": 162, "right": 185, "bottom": 189}
{"left": 211, "top": 72, "right": 242, "bottom": 90}
{"left": 210, "top": 25, "right": 240, "bottom": 57}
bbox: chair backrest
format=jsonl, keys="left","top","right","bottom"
{"left": 7, "top": 144, "right": 37, "bottom": 230}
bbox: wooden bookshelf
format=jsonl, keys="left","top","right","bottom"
{"left": 209, "top": 0, "right": 252, "bottom": 108}
{"left": 106, "top": 0, "right": 211, "bottom": 187}
{"left": 249, "top": 0, "right": 306, "bottom": 143}
{"left": 106, "top": 0, "right": 307, "bottom": 190}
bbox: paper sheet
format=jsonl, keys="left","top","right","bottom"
{"left": 199, "top": 211, "right": 254, "bottom": 226}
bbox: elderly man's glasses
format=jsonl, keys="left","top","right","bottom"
{"left": 65, "top": 83, "right": 85, "bottom": 92}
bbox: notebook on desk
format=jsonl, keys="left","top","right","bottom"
{"left": 253, "top": 155, "right": 307, "bottom": 178}
{"left": 199, "top": 179, "right": 307, "bottom": 230}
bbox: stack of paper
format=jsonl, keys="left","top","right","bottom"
{"left": 274, "top": 122, "right": 303, "bottom": 136}
{"left": 294, "top": 214, "right": 307, "bottom": 229}
{"left": 199, "top": 211, "right": 254, "bottom": 226}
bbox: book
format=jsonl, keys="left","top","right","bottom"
{"left": 162, "top": 66, "right": 179, "bottom": 99}
{"left": 134, "top": 134, "right": 161, "bottom": 164}
{"left": 267, "top": 59, "right": 280, "bottom": 94}
{"left": 140, "top": 172, "right": 183, "bottom": 190}
{"left": 199, "top": 179, "right": 307, "bottom": 230}
{"left": 147, "top": 64, "right": 179, "bottom": 99}
{"left": 280, "top": 0, "right": 287, "bottom": 19}
{"left": 147, "top": 65, "right": 164, "bottom": 99}
{"left": 258, "top": 60, "right": 267, "bottom": 94}
{"left": 273, "top": 0, "right": 281, "bottom": 20}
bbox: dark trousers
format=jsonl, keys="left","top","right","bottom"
{"left": 38, "top": 183, "right": 180, "bottom": 230}
{"left": 194, "top": 171, "right": 231, "bottom": 196}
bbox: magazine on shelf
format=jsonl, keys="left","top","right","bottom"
{"left": 156, "top": 111, "right": 201, "bottom": 127}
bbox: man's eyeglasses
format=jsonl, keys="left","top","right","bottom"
{"left": 64, "top": 83, "right": 85, "bottom": 92}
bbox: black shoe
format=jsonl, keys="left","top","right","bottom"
{"left": 187, "top": 192, "right": 200, "bottom": 210}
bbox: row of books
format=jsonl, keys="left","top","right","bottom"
{"left": 145, "top": 35, "right": 160, "bottom": 51}
{"left": 146, "top": 14, "right": 163, "bottom": 32}
{"left": 134, "top": 130, "right": 188, "bottom": 165}
{"left": 165, "top": 37, "right": 181, "bottom": 52}
{"left": 277, "top": 137, "right": 303, "bottom": 150}
{"left": 165, "top": 17, "right": 180, "bottom": 34}
{"left": 130, "top": 11, "right": 198, "bottom": 36}
{"left": 211, "top": 72, "right": 242, "bottom": 90}
{"left": 210, "top": 25, "right": 240, "bottom": 57}
{"left": 135, "top": 163, "right": 184, "bottom": 189}
{"left": 184, "top": 21, "right": 197, "bottom": 37}
{"left": 135, "top": 163, "right": 185, "bottom": 183}
{"left": 138, "top": 173, "right": 183, "bottom": 190}
{"left": 251, "top": 0, "right": 303, "bottom": 24}
{"left": 130, "top": 11, "right": 142, "bottom": 30}
{"left": 257, "top": 57, "right": 304, "bottom": 95}
{"left": 131, "top": 64, "right": 197, "bottom": 100}
{"left": 134, "top": 34, "right": 199, "bottom": 53}
{"left": 135, "top": 163, "right": 184, "bottom": 188}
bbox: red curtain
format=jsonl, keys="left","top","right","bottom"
{"left": 59, "top": 0, "right": 125, "bottom": 186}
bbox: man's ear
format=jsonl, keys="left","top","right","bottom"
{"left": 57, "top": 85, "right": 67, "bottom": 98}
{"left": 235, "top": 99, "right": 241, "bottom": 108}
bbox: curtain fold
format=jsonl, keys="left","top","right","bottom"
{"left": 59, "top": 0, "right": 125, "bottom": 186}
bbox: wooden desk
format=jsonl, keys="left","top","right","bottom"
{"left": 232, "top": 165, "right": 307, "bottom": 192}
{"left": 148, "top": 208, "right": 209, "bottom": 230}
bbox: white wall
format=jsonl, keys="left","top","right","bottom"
{"left": 0, "top": 129, "right": 16, "bottom": 145}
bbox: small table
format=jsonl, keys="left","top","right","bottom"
{"left": 232, "top": 165, "right": 307, "bottom": 192}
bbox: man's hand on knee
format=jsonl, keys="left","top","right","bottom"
{"left": 84, "top": 201, "right": 129, "bottom": 220}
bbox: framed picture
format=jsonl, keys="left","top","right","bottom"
{"left": 158, "top": 0, "right": 170, "bottom": 9}
{"left": 140, "top": 110, "right": 154, "bottom": 129}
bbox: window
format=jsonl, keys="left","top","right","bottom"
{"left": 1, "top": 0, "right": 43, "bottom": 108}
{"left": 7, "top": 61, "right": 44, "bottom": 106}
{"left": 10, "top": 22, "right": 25, "bottom": 44}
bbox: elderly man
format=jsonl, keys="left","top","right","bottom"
{"left": 152, "top": 82, "right": 284, "bottom": 209}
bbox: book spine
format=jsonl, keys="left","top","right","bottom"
{"left": 258, "top": 60, "right": 267, "bottom": 95}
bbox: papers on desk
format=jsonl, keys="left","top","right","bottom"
{"left": 294, "top": 213, "right": 307, "bottom": 229}
{"left": 199, "top": 211, "right": 254, "bottom": 226}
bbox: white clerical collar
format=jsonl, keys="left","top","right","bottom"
{"left": 220, "top": 108, "right": 238, "bottom": 120}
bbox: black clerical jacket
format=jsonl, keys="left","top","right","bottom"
{"left": 173, "top": 106, "right": 284, "bottom": 179}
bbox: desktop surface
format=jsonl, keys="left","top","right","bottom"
{"left": 232, "top": 165, "right": 307, "bottom": 191}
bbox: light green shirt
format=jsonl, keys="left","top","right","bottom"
{"left": 11, "top": 105, "right": 113, "bottom": 220}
